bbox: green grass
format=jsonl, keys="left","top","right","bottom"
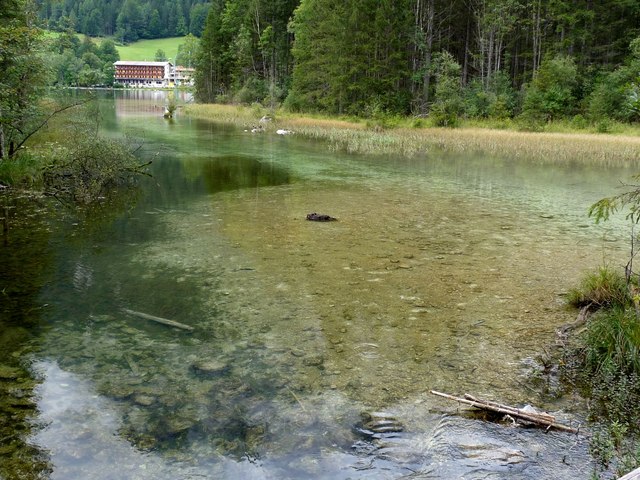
{"left": 563, "top": 267, "right": 640, "bottom": 478}
{"left": 583, "top": 307, "right": 640, "bottom": 376}
{"left": 567, "top": 266, "right": 631, "bottom": 309}
{"left": 0, "top": 151, "right": 45, "bottom": 188}
{"left": 115, "top": 37, "right": 187, "bottom": 62}
{"left": 43, "top": 31, "right": 186, "bottom": 62}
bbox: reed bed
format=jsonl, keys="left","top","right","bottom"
{"left": 184, "top": 104, "right": 640, "bottom": 167}
{"left": 184, "top": 103, "right": 262, "bottom": 125}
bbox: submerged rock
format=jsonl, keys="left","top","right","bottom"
{"left": 354, "top": 411, "right": 404, "bottom": 439}
{"left": 132, "top": 394, "right": 156, "bottom": 406}
{"left": 191, "top": 360, "right": 229, "bottom": 376}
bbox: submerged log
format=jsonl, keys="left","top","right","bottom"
{"left": 306, "top": 212, "right": 337, "bottom": 221}
{"left": 430, "top": 390, "right": 579, "bottom": 434}
{"left": 122, "top": 308, "right": 194, "bottom": 331}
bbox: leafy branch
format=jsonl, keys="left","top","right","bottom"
{"left": 589, "top": 176, "right": 640, "bottom": 224}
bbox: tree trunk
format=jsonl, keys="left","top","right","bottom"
{"left": 532, "top": 0, "right": 543, "bottom": 76}
{"left": 423, "top": 0, "right": 435, "bottom": 107}
{"left": 462, "top": 16, "right": 471, "bottom": 84}
{"left": 0, "top": 123, "right": 5, "bottom": 160}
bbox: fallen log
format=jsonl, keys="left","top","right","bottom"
{"left": 122, "top": 308, "right": 194, "bottom": 332}
{"left": 463, "top": 394, "right": 556, "bottom": 424}
{"left": 430, "top": 390, "right": 579, "bottom": 434}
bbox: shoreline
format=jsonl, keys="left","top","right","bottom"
{"left": 184, "top": 103, "right": 640, "bottom": 167}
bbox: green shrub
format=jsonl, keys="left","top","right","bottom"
{"left": 571, "top": 114, "right": 589, "bottom": 129}
{"left": 282, "top": 90, "right": 308, "bottom": 113}
{"left": 583, "top": 307, "right": 640, "bottom": 376}
{"left": 0, "top": 150, "right": 45, "bottom": 187}
{"left": 431, "top": 51, "right": 463, "bottom": 127}
{"left": 233, "top": 78, "right": 267, "bottom": 105}
{"left": 567, "top": 266, "right": 630, "bottom": 308}
{"left": 42, "top": 134, "right": 146, "bottom": 204}
{"left": 521, "top": 55, "right": 578, "bottom": 122}
{"left": 464, "top": 72, "right": 517, "bottom": 120}
{"left": 596, "top": 119, "right": 612, "bottom": 133}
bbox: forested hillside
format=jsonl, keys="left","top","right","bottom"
{"left": 195, "top": 0, "right": 640, "bottom": 123}
{"left": 35, "top": 0, "right": 640, "bottom": 123}
{"left": 36, "top": 0, "right": 210, "bottom": 41}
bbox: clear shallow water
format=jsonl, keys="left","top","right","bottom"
{"left": 2, "top": 91, "right": 635, "bottom": 479}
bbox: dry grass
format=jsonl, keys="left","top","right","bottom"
{"left": 184, "top": 104, "right": 640, "bottom": 167}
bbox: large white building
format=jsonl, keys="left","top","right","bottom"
{"left": 113, "top": 61, "right": 194, "bottom": 88}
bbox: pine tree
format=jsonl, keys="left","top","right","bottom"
{"left": 194, "top": 0, "right": 230, "bottom": 102}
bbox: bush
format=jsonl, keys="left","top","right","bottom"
{"left": 233, "top": 78, "right": 267, "bottom": 105}
{"left": 282, "top": 90, "right": 305, "bottom": 112}
{"left": 0, "top": 150, "right": 45, "bottom": 187}
{"left": 521, "top": 55, "right": 579, "bottom": 122}
{"left": 431, "top": 51, "right": 463, "bottom": 127}
{"left": 587, "top": 71, "right": 633, "bottom": 122}
{"left": 42, "top": 134, "right": 147, "bottom": 204}
{"left": 567, "top": 266, "right": 630, "bottom": 308}
{"left": 571, "top": 114, "right": 589, "bottom": 129}
{"left": 583, "top": 307, "right": 640, "bottom": 376}
{"left": 596, "top": 119, "right": 612, "bottom": 133}
{"left": 464, "top": 72, "right": 517, "bottom": 120}
{"left": 586, "top": 38, "right": 640, "bottom": 123}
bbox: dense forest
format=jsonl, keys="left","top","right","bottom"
{"left": 194, "top": 0, "right": 640, "bottom": 124}
{"left": 36, "top": 0, "right": 211, "bottom": 40}
{"left": 30, "top": 0, "right": 640, "bottom": 123}
{"left": 47, "top": 31, "right": 121, "bottom": 87}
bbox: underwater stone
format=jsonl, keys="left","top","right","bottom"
{"left": 191, "top": 360, "right": 229, "bottom": 376}
{"left": 166, "top": 417, "right": 197, "bottom": 435}
{"left": 0, "top": 366, "right": 22, "bottom": 380}
{"left": 303, "top": 355, "right": 325, "bottom": 367}
{"left": 133, "top": 394, "right": 156, "bottom": 406}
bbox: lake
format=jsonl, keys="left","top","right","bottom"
{"left": 0, "top": 90, "right": 633, "bottom": 479}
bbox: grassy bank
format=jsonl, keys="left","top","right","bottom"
{"left": 564, "top": 267, "right": 640, "bottom": 478}
{"left": 184, "top": 103, "right": 640, "bottom": 167}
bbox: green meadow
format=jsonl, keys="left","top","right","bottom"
{"left": 44, "top": 31, "right": 187, "bottom": 62}
{"left": 115, "top": 37, "right": 187, "bottom": 62}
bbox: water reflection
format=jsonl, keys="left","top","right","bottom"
{"left": 29, "top": 359, "right": 593, "bottom": 479}
{"left": 200, "top": 155, "right": 291, "bottom": 194}
{"left": 0, "top": 197, "right": 54, "bottom": 479}
{"left": 113, "top": 90, "right": 193, "bottom": 118}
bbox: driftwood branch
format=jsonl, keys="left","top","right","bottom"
{"left": 12, "top": 99, "right": 91, "bottom": 155}
{"left": 430, "top": 390, "right": 579, "bottom": 434}
{"left": 123, "top": 308, "right": 194, "bottom": 331}
{"left": 619, "top": 466, "right": 640, "bottom": 480}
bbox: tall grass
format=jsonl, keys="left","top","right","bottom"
{"left": 583, "top": 308, "right": 640, "bottom": 376}
{"left": 567, "top": 266, "right": 631, "bottom": 309}
{"left": 0, "top": 151, "right": 45, "bottom": 188}
{"left": 564, "top": 267, "right": 640, "bottom": 476}
{"left": 184, "top": 104, "right": 640, "bottom": 167}
{"left": 566, "top": 266, "right": 639, "bottom": 378}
